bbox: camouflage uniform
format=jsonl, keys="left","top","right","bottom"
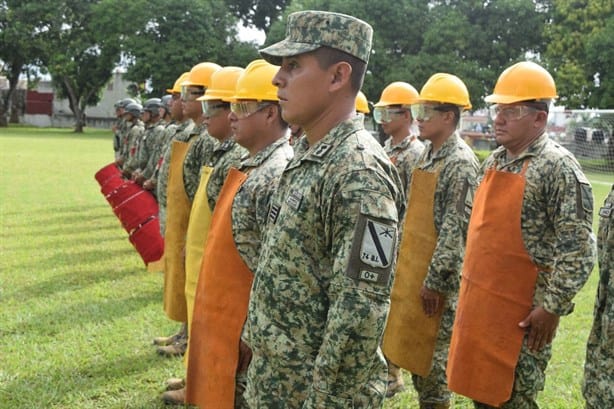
{"left": 474, "top": 133, "right": 595, "bottom": 409}
{"left": 121, "top": 119, "right": 145, "bottom": 173}
{"left": 583, "top": 185, "right": 614, "bottom": 409}
{"left": 113, "top": 117, "right": 126, "bottom": 158}
{"left": 181, "top": 126, "right": 215, "bottom": 202}
{"left": 205, "top": 139, "right": 247, "bottom": 210}
{"left": 384, "top": 135, "right": 425, "bottom": 194}
{"left": 118, "top": 119, "right": 144, "bottom": 169}
{"left": 244, "top": 117, "right": 404, "bottom": 408}
{"left": 408, "top": 132, "right": 479, "bottom": 404}
{"left": 143, "top": 120, "right": 179, "bottom": 188}
{"left": 156, "top": 119, "right": 195, "bottom": 236}
{"left": 232, "top": 135, "right": 293, "bottom": 408}
{"left": 138, "top": 120, "right": 167, "bottom": 180}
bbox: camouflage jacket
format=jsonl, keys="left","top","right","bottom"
{"left": 156, "top": 119, "right": 195, "bottom": 208}
{"left": 145, "top": 120, "right": 179, "bottom": 186}
{"left": 139, "top": 120, "right": 168, "bottom": 179}
{"left": 244, "top": 116, "right": 404, "bottom": 408}
{"left": 232, "top": 135, "right": 294, "bottom": 272}
{"left": 118, "top": 119, "right": 144, "bottom": 169}
{"left": 384, "top": 134, "right": 425, "bottom": 196}
{"left": 412, "top": 133, "right": 479, "bottom": 295}
{"left": 205, "top": 139, "right": 247, "bottom": 210}
{"left": 481, "top": 133, "right": 596, "bottom": 315}
{"left": 182, "top": 125, "right": 216, "bottom": 202}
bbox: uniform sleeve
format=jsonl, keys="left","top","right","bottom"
{"left": 303, "top": 168, "right": 400, "bottom": 407}
{"left": 424, "top": 158, "right": 478, "bottom": 295}
{"left": 542, "top": 160, "right": 596, "bottom": 315}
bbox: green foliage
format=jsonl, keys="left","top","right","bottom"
{"left": 267, "top": 0, "right": 547, "bottom": 109}
{"left": 117, "top": 0, "right": 259, "bottom": 99}
{"left": 225, "top": 0, "right": 291, "bottom": 33}
{"left": 544, "top": 0, "right": 614, "bottom": 108}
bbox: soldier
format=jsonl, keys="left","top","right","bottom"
{"left": 446, "top": 61, "right": 596, "bottom": 408}
{"left": 243, "top": 10, "right": 404, "bottom": 408}
{"left": 118, "top": 102, "right": 144, "bottom": 177}
{"left": 161, "top": 65, "right": 246, "bottom": 405}
{"left": 373, "top": 81, "right": 425, "bottom": 195}
{"left": 139, "top": 95, "right": 174, "bottom": 194}
{"left": 156, "top": 62, "right": 220, "bottom": 362}
{"left": 583, "top": 185, "right": 614, "bottom": 408}
{"left": 184, "top": 58, "right": 293, "bottom": 409}
{"left": 132, "top": 98, "right": 166, "bottom": 187}
{"left": 382, "top": 74, "right": 479, "bottom": 407}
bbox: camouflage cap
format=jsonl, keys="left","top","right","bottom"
{"left": 259, "top": 10, "right": 373, "bottom": 65}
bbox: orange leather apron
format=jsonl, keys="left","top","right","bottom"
{"left": 162, "top": 140, "right": 192, "bottom": 322}
{"left": 447, "top": 161, "right": 538, "bottom": 407}
{"left": 186, "top": 168, "right": 253, "bottom": 409}
{"left": 183, "top": 165, "right": 214, "bottom": 366}
{"left": 383, "top": 167, "right": 443, "bottom": 376}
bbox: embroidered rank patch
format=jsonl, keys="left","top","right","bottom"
{"left": 312, "top": 143, "right": 332, "bottom": 158}
{"left": 360, "top": 219, "right": 395, "bottom": 268}
{"left": 600, "top": 203, "right": 612, "bottom": 218}
{"left": 268, "top": 204, "right": 281, "bottom": 224}
{"left": 286, "top": 190, "right": 303, "bottom": 210}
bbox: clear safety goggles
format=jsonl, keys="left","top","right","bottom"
{"left": 201, "top": 101, "right": 229, "bottom": 118}
{"left": 230, "top": 101, "right": 274, "bottom": 119}
{"left": 180, "top": 85, "right": 205, "bottom": 102}
{"left": 488, "top": 104, "right": 540, "bottom": 121}
{"left": 373, "top": 107, "right": 408, "bottom": 124}
{"left": 410, "top": 103, "right": 450, "bottom": 122}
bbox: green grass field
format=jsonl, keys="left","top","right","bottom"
{"left": 0, "top": 126, "right": 611, "bottom": 408}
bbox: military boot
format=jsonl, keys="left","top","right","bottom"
{"left": 156, "top": 338, "right": 187, "bottom": 357}
{"left": 385, "top": 363, "right": 406, "bottom": 398}
{"left": 161, "top": 387, "right": 185, "bottom": 405}
{"left": 419, "top": 401, "right": 450, "bottom": 409}
{"left": 165, "top": 377, "right": 185, "bottom": 391}
{"left": 153, "top": 323, "right": 186, "bottom": 346}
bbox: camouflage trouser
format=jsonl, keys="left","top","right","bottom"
{"left": 473, "top": 340, "right": 552, "bottom": 409}
{"left": 235, "top": 370, "right": 249, "bottom": 409}
{"left": 582, "top": 297, "right": 614, "bottom": 409}
{"left": 410, "top": 304, "right": 454, "bottom": 405}
{"left": 158, "top": 205, "right": 166, "bottom": 236}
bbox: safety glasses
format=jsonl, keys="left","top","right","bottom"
{"left": 410, "top": 104, "right": 449, "bottom": 122}
{"left": 488, "top": 104, "right": 540, "bottom": 121}
{"left": 373, "top": 107, "right": 408, "bottom": 124}
{"left": 201, "top": 101, "right": 229, "bottom": 117}
{"left": 180, "top": 85, "right": 205, "bottom": 102}
{"left": 230, "top": 101, "right": 274, "bottom": 119}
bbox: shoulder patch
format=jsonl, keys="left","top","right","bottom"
{"left": 346, "top": 213, "right": 398, "bottom": 287}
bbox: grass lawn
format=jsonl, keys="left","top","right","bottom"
{"left": 0, "top": 126, "right": 611, "bottom": 408}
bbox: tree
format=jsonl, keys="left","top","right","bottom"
{"left": 42, "top": 0, "right": 122, "bottom": 132}
{"left": 266, "top": 0, "right": 547, "bottom": 110}
{"left": 544, "top": 0, "right": 614, "bottom": 108}
{"left": 118, "top": 0, "right": 259, "bottom": 99}
{"left": 226, "top": 0, "right": 291, "bottom": 34}
{"left": 585, "top": 14, "right": 614, "bottom": 108}
{"left": 0, "top": 0, "right": 50, "bottom": 126}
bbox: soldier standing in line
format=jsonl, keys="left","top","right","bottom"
{"left": 184, "top": 58, "right": 293, "bottom": 409}
{"left": 132, "top": 98, "right": 166, "bottom": 187}
{"left": 382, "top": 74, "right": 479, "bottom": 408}
{"left": 446, "top": 61, "right": 595, "bottom": 409}
{"left": 583, "top": 184, "right": 613, "bottom": 409}
{"left": 373, "top": 81, "right": 425, "bottom": 197}
{"left": 118, "top": 102, "right": 144, "bottom": 177}
{"left": 243, "top": 11, "right": 404, "bottom": 408}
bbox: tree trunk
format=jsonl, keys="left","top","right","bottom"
{"left": 63, "top": 76, "right": 84, "bottom": 133}
{"left": 9, "top": 91, "right": 20, "bottom": 124}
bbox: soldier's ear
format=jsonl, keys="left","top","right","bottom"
{"left": 328, "top": 62, "right": 352, "bottom": 92}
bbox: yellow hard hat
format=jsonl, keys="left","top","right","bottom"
{"left": 355, "top": 91, "right": 370, "bottom": 114}
{"left": 374, "top": 81, "right": 419, "bottom": 107}
{"left": 418, "top": 73, "right": 472, "bottom": 110}
{"left": 231, "top": 59, "right": 280, "bottom": 102}
{"left": 166, "top": 72, "right": 189, "bottom": 94}
{"left": 182, "top": 62, "right": 222, "bottom": 88}
{"left": 485, "top": 61, "right": 558, "bottom": 104}
{"left": 198, "top": 66, "right": 245, "bottom": 102}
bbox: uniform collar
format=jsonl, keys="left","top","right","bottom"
{"left": 492, "top": 132, "right": 548, "bottom": 166}
{"left": 239, "top": 135, "right": 291, "bottom": 170}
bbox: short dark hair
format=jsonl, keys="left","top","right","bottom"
{"left": 435, "top": 103, "right": 461, "bottom": 126}
{"left": 313, "top": 46, "right": 367, "bottom": 93}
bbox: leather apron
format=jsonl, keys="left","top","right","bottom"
{"left": 447, "top": 161, "right": 538, "bottom": 407}
{"left": 183, "top": 165, "right": 214, "bottom": 364}
{"left": 383, "top": 167, "right": 443, "bottom": 376}
{"left": 186, "top": 168, "right": 253, "bottom": 408}
{"left": 162, "top": 140, "right": 192, "bottom": 322}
